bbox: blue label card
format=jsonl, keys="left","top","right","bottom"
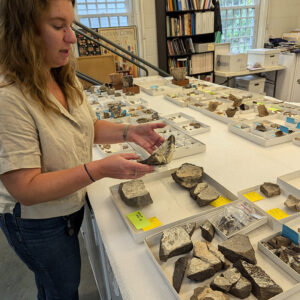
{"left": 286, "top": 117, "right": 295, "bottom": 124}
{"left": 280, "top": 125, "right": 289, "bottom": 134}
{"left": 282, "top": 224, "right": 299, "bottom": 245}
{"left": 296, "top": 122, "right": 300, "bottom": 129}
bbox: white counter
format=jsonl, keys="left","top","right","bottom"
{"left": 87, "top": 91, "right": 300, "bottom": 300}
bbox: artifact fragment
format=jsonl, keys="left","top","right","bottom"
{"left": 234, "top": 260, "right": 283, "bottom": 300}
{"left": 260, "top": 182, "right": 280, "bottom": 197}
{"left": 139, "top": 135, "right": 175, "bottom": 165}
{"left": 171, "top": 67, "right": 186, "bottom": 81}
{"left": 200, "top": 220, "right": 215, "bottom": 242}
{"left": 119, "top": 180, "right": 153, "bottom": 208}
{"left": 230, "top": 276, "right": 252, "bottom": 299}
{"left": 218, "top": 234, "right": 257, "bottom": 264}
{"left": 257, "top": 104, "right": 269, "bottom": 117}
{"left": 182, "top": 222, "right": 196, "bottom": 236}
{"left": 172, "top": 163, "right": 203, "bottom": 189}
{"left": 240, "top": 103, "right": 249, "bottom": 111}
{"left": 159, "top": 227, "right": 193, "bottom": 262}
{"left": 193, "top": 241, "right": 222, "bottom": 272}
{"left": 284, "top": 194, "right": 300, "bottom": 212}
{"left": 190, "top": 122, "right": 201, "bottom": 129}
{"left": 187, "top": 257, "right": 215, "bottom": 282}
{"left": 256, "top": 124, "right": 267, "bottom": 132}
{"left": 275, "top": 130, "right": 283, "bottom": 137}
{"left": 123, "top": 75, "right": 133, "bottom": 87}
{"left": 190, "top": 183, "right": 220, "bottom": 207}
{"left": 208, "top": 101, "right": 220, "bottom": 112}
{"left": 232, "top": 98, "right": 243, "bottom": 108}
{"left": 190, "top": 286, "right": 229, "bottom": 300}
{"left": 172, "top": 256, "right": 189, "bottom": 293}
{"left": 210, "top": 274, "right": 232, "bottom": 293}
{"left": 207, "top": 243, "right": 227, "bottom": 268}
{"left": 225, "top": 107, "right": 238, "bottom": 118}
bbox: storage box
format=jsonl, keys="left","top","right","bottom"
{"left": 248, "top": 48, "right": 280, "bottom": 68}
{"left": 235, "top": 75, "right": 266, "bottom": 94}
{"left": 215, "top": 53, "right": 248, "bottom": 72}
{"left": 194, "top": 42, "right": 214, "bottom": 53}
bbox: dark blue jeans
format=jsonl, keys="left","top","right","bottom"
{"left": 0, "top": 203, "right": 84, "bottom": 300}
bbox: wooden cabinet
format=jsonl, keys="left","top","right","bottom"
{"left": 155, "top": 0, "right": 215, "bottom": 79}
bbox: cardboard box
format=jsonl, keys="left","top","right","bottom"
{"left": 235, "top": 75, "right": 266, "bottom": 94}
{"left": 216, "top": 53, "right": 248, "bottom": 72}
{"left": 248, "top": 48, "right": 280, "bottom": 68}
{"left": 194, "top": 42, "right": 214, "bottom": 53}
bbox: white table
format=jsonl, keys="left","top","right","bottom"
{"left": 86, "top": 91, "right": 300, "bottom": 300}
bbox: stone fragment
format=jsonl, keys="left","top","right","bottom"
{"left": 208, "top": 101, "right": 220, "bottom": 112}
{"left": 260, "top": 182, "right": 281, "bottom": 197}
{"left": 119, "top": 180, "right": 153, "bottom": 208}
{"left": 187, "top": 257, "right": 215, "bottom": 282}
{"left": 218, "top": 234, "right": 257, "bottom": 264}
{"left": 159, "top": 227, "right": 193, "bottom": 262}
{"left": 291, "top": 257, "right": 300, "bottom": 274}
{"left": 230, "top": 276, "right": 252, "bottom": 299}
{"left": 256, "top": 124, "right": 267, "bottom": 132}
{"left": 190, "top": 183, "right": 220, "bottom": 207}
{"left": 225, "top": 107, "right": 237, "bottom": 117}
{"left": 240, "top": 103, "right": 249, "bottom": 111}
{"left": 210, "top": 274, "right": 232, "bottom": 293}
{"left": 172, "top": 256, "right": 189, "bottom": 293}
{"left": 182, "top": 222, "right": 196, "bottom": 237}
{"left": 172, "top": 163, "right": 203, "bottom": 189}
{"left": 139, "top": 135, "right": 175, "bottom": 165}
{"left": 200, "top": 220, "right": 215, "bottom": 242}
{"left": 273, "top": 235, "right": 291, "bottom": 247}
{"left": 232, "top": 98, "right": 243, "bottom": 108}
{"left": 275, "top": 130, "right": 283, "bottom": 137}
{"left": 284, "top": 194, "right": 300, "bottom": 212}
{"left": 207, "top": 243, "right": 226, "bottom": 268}
{"left": 193, "top": 241, "right": 222, "bottom": 272}
{"left": 234, "top": 260, "right": 283, "bottom": 300}
{"left": 258, "top": 105, "right": 269, "bottom": 117}
{"left": 223, "top": 267, "right": 241, "bottom": 285}
{"left": 191, "top": 286, "right": 229, "bottom": 300}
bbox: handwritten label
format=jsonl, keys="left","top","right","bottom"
{"left": 127, "top": 210, "right": 151, "bottom": 230}
{"left": 266, "top": 208, "right": 290, "bottom": 220}
{"left": 142, "top": 217, "right": 162, "bottom": 231}
{"left": 243, "top": 191, "right": 264, "bottom": 202}
{"left": 280, "top": 125, "right": 289, "bottom": 134}
{"left": 286, "top": 117, "right": 295, "bottom": 124}
{"left": 282, "top": 224, "right": 299, "bottom": 245}
{"left": 210, "top": 196, "right": 232, "bottom": 207}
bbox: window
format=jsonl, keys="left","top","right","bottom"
{"left": 75, "top": 0, "right": 131, "bottom": 28}
{"left": 220, "top": 0, "right": 260, "bottom": 53}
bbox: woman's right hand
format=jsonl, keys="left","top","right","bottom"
{"left": 86, "top": 153, "right": 155, "bottom": 180}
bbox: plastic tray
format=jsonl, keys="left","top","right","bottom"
{"left": 277, "top": 170, "right": 300, "bottom": 199}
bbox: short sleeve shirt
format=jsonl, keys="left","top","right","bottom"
{"left": 0, "top": 78, "right": 97, "bottom": 218}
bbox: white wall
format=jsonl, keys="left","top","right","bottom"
{"left": 266, "top": 0, "right": 300, "bottom": 40}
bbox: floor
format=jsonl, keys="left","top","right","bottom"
{"left": 0, "top": 228, "right": 100, "bottom": 300}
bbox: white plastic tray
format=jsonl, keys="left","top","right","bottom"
{"left": 258, "top": 215, "right": 300, "bottom": 282}
{"left": 96, "top": 142, "right": 138, "bottom": 157}
{"left": 171, "top": 120, "right": 210, "bottom": 136}
{"left": 162, "top": 112, "right": 197, "bottom": 124}
{"left": 144, "top": 217, "right": 298, "bottom": 300}
{"left": 238, "top": 184, "right": 300, "bottom": 223}
{"left": 110, "top": 168, "right": 238, "bottom": 243}
{"left": 277, "top": 170, "right": 300, "bottom": 199}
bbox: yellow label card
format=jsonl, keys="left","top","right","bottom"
{"left": 127, "top": 210, "right": 151, "bottom": 230}
{"left": 266, "top": 208, "right": 290, "bottom": 220}
{"left": 269, "top": 107, "right": 280, "bottom": 112}
{"left": 142, "top": 217, "right": 162, "bottom": 232}
{"left": 243, "top": 191, "right": 264, "bottom": 202}
{"left": 257, "top": 102, "right": 264, "bottom": 105}
{"left": 210, "top": 196, "right": 232, "bottom": 207}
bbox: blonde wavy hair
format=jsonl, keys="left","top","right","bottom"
{"left": 0, "top": 0, "right": 83, "bottom": 113}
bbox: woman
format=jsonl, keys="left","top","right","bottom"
{"left": 0, "top": 0, "right": 165, "bottom": 299}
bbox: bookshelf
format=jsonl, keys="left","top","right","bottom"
{"left": 155, "top": 0, "right": 215, "bottom": 79}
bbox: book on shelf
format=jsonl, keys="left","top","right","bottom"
{"left": 166, "top": 0, "right": 214, "bottom": 11}
{"left": 195, "top": 11, "right": 214, "bottom": 34}
{"left": 190, "top": 52, "right": 213, "bottom": 74}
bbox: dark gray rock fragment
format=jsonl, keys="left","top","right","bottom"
{"left": 230, "top": 276, "right": 252, "bottom": 299}
{"left": 172, "top": 163, "right": 203, "bottom": 189}
{"left": 225, "top": 107, "right": 238, "bottom": 118}
{"left": 159, "top": 227, "right": 193, "bottom": 262}
{"left": 139, "top": 135, "right": 175, "bottom": 165}
{"left": 258, "top": 105, "right": 269, "bottom": 117}
{"left": 190, "top": 183, "right": 220, "bottom": 207}
{"left": 119, "top": 180, "right": 153, "bottom": 208}
{"left": 260, "top": 182, "right": 280, "bottom": 197}
{"left": 190, "top": 286, "right": 229, "bottom": 300}
{"left": 218, "top": 234, "right": 257, "bottom": 264}
{"left": 223, "top": 267, "right": 241, "bottom": 285}
{"left": 210, "top": 274, "right": 232, "bottom": 293}
{"left": 200, "top": 220, "right": 215, "bottom": 242}
{"left": 172, "top": 256, "right": 189, "bottom": 293}
{"left": 234, "top": 260, "right": 283, "bottom": 300}
{"left": 182, "top": 222, "right": 196, "bottom": 237}
{"left": 187, "top": 257, "right": 215, "bottom": 282}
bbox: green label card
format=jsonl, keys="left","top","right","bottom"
{"left": 127, "top": 210, "right": 151, "bottom": 230}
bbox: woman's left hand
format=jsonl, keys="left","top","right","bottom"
{"left": 127, "top": 123, "right": 166, "bottom": 153}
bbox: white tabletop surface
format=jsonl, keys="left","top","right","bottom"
{"left": 87, "top": 90, "right": 300, "bottom": 300}
{"left": 215, "top": 65, "right": 286, "bottom": 77}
